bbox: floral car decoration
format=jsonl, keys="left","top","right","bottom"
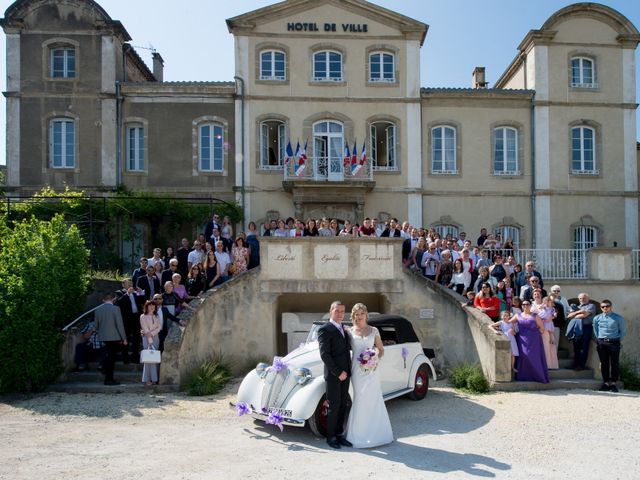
{"left": 232, "top": 314, "right": 437, "bottom": 437}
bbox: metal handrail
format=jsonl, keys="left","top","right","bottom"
{"left": 61, "top": 303, "right": 104, "bottom": 332}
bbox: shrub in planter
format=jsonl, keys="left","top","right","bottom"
{"left": 186, "top": 357, "right": 232, "bottom": 396}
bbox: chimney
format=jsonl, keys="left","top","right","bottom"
{"left": 472, "top": 66, "right": 488, "bottom": 89}
{"left": 152, "top": 52, "right": 164, "bottom": 82}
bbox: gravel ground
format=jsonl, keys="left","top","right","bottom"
{"left": 0, "top": 379, "right": 638, "bottom": 480}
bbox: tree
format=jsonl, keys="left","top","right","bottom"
{"left": 0, "top": 214, "right": 90, "bottom": 392}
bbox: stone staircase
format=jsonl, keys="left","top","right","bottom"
{"left": 493, "top": 346, "right": 601, "bottom": 392}
{"left": 50, "top": 361, "right": 179, "bottom": 394}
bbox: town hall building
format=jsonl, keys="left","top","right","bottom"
{"left": 2, "top": 0, "right": 639, "bottom": 250}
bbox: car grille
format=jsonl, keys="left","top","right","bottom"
{"left": 261, "top": 368, "right": 297, "bottom": 409}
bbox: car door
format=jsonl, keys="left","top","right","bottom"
{"left": 377, "top": 326, "right": 408, "bottom": 393}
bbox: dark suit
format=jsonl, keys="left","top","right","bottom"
{"left": 94, "top": 302, "right": 126, "bottom": 382}
{"left": 157, "top": 305, "right": 180, "bottom": 351}
{"left": 161, "top": 268, "right": 179, "bottom": 286}
{"left": 204, "top": 221, "right": 222, "bottom": 246}
{"left": 318, "top": 321, "right": 351, "bottom": 439}
{"left": 137, "top": 274, "right": 161, "bottom": 301}
{"left": 381, "top": 228, "right": 401, "bottom": 238}
{"left": 402, "top": 237, "right": 418, "bottom": 262}
{"left": 115, "top": 289, "right": 142, "bottom": 361}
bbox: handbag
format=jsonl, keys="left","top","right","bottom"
{"left": 140, "top": 345, "right": 162, "bottom": 364}
{"left": 228, "top": 264, "right": 237, "bottom": 275}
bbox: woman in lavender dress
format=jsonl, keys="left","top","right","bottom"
{"left": 510, "top": 300, "right": 549, "bottom": 383}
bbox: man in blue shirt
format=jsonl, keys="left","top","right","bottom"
{"left": 566, "top": 292, "right": 596, "bottom": 370}
{"left": 593, "top": 300, "right": 626, "bottom": 392}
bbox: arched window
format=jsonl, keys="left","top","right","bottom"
{"left": 51, "top": 47, "right": 76, "bottom": 78}
{"left": 571, "top": 57, "right": 596, "bottom": 88}
{"left": 260, "top": 120, "right": 286, "bottom": 169}
{"left": 571, "top": 126, "right": 597, "bottom": 174}
{"left": 313, "top": 120, "right": 344, "bottom": 179}
{"left": 49, "top": 117, "right": 75, "bottom": 168}
{"left": 493, "top": 127, "right": 519, "bottom": 175}
{"left": 369, "top": 52, "right": 395, "bottom": 82}
{"left": 433, "top": 224, "right": 459, "bottom": 239}
{"left": 431, "top": 126, "right": 457, "bottom": 174}
{"left": 126, "top": 123, "right": 145, "bottom": 171}
{"left": 199, "top": 123, "right": 224, "bottom": 172}
{"left": 574, "top": 226, "right": 598, "bottom": 250}
{"left": 494, "top": 225, "right": 521, "bottom": 249}
{"left": 313, "top": 51, "right": 342, "bottom": 82}
{"left": 260, "top": 50, "right": 286, "bottom": 80}
{"left": 370, "top": 121, "right": 396, "bottom": 170}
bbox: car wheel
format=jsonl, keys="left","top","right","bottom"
{"left": 407, "top": 363, "right": 429, "bottom": 400}
{"left": 308, "top": 395, "right": 329, "bottom": 437}
{"left": 308, "top": 394, "right": 352, "bottom": 438}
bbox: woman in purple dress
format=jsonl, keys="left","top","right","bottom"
{"left": 510, "top": 300, "right": 549, "bottom": 383}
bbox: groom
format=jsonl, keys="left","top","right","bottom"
{"left": 318, "top": 300, "right": 353, "bottom": 449}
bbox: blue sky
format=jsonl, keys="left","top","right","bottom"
{"left": 1, "top": 0, "right": 640, "bottom": 166}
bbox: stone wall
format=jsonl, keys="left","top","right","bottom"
{"left": 160, "top": 237, "right": 512, "bottom": 386}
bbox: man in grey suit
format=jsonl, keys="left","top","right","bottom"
{"left": 95, "top": 292, "right": 128, "bottom": 385}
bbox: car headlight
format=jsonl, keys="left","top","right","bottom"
{"left": 255, "top": 362, "right": 270, "bottom": 378}
{"left": 293, "top": 367, "right": 312, "bottom": 385}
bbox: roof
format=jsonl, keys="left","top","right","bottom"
{"left": 368, "top": 315, "right": 420, "bottom": 344}
{"left": 226, "top": 0, "right": 428, "bottom": 46}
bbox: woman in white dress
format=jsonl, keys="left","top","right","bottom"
{"left": 345, "top": 303, "right": 394, "bottom": 448}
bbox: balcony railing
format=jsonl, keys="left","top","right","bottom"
{"left": 484, "top": 248, "right": 589, "bottom": 280}
{"left": 284, "top": 156, "right": 373, "bottom": 181}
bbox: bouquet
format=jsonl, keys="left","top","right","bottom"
{"left": 357, "top": 347, "right": 379, "bottom": 373}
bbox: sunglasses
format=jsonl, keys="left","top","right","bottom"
{"left": 600, "top": 305, "right": 611, "bottom": 308}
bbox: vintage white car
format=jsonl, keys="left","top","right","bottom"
{"left": 234, "top": 314, "right": 437, "bottom": 436}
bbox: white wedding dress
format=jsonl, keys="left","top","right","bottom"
{"left": 345, "top": 327, "right": 394, "bottom": 448}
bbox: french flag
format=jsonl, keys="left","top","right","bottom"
{"left": 284, "top": 141, "right": 294, "bottom": 165}
{"left": 353, "top": 142, "right": 366, "bottom": 176}
{"left": 295, "top": 141, "right": 307, "bottom": 176}
{"left": 343, "top": 141, "right": 351, "bottom": 168}
{"left": 351, "top": 141, "right": 357, "bottom": 168}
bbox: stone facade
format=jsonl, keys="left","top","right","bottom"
{"left": 2, "top": 0, "right": 640, "bottom": 249}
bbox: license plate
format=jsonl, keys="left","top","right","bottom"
{"left": 268, "top": 407, "right": 292, "bottom": 418}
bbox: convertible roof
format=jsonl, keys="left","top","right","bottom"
{"left": 368, "top": 315, "right": 420, "bottom": 344}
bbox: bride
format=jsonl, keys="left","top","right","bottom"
{"left": 345, "top": 303, "right": 394, "bottom": 448}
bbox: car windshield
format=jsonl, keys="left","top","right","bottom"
{"left": 305, "top": 322, "right": 353, "bottom": 344}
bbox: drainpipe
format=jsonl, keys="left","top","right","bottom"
{"left": 115, "top": 80, "right": 122, "bottom": 187}
{"left": 522, "top": 52, "right": 536, "bottom": 249}
{"left": 234, "top": 75, "right": 246, "bottom": 227}
{"left": 530, "top": 93, "right": 536, "bottom": 249}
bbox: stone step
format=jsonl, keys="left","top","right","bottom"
{"left": 48, "top": 381, "right": 179, "bottom": 394}
{"left": 80, "top": 362, "right": 145, "bottom": 372}
{"left": 557, "top": 348, "right": 571, "bottom": 359}
{"left": 492, "top": 378, "right": 603, "bottom": 392}
{"left": 63, "top": 370, "right": 142, "bottom": 383}
{"left": 558, "top": 358, "right": 574, "bottom": 369}
{"left": 548, "top": 367, "right": 594, "bottom": 380}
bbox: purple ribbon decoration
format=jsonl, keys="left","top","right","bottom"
{"left": 401, "top": 347, "right": 409, "bottom": 368}
{"left": 265, "top": 411, "right": 284, "bottom": 432}
{"left": 236, "top": 402, "right": 250, "bottom": 417}
{"left": 272, "top": 357, "right": 288, "bottom": 373}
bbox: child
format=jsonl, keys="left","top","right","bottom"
{"left": 461, "top": 290, "right": 476, "bottom": 307}
{"left": 490, "top": 310, "right": 519, "bottom": 373}
{"left": 510, "top": 297, "right": 523, "bottom": 315}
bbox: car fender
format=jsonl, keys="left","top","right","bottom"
{"left": 408, "top": 354, "right": 437, "bottom": 387}
{"left": 282, "top": 376, "right": 327, "bottom": 421}
{"left": 237, "top": 369, "right": 264, "bottom": 407}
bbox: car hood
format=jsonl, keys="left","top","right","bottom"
{"left": 282, "top": 341, "right": 323, "bottom": 371}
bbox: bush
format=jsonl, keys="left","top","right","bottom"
{"left": 450, "top": 363, "right": 477, "bottom": 389}
{"left": 450, "top": 363, "right": 490, "bottom": 394}
{"left": 186, "top": 356, "right": 232, "bottom": 396}
{"left": 620, "top": 355, "right": 640, "bottom": 391}
{"left": 0, "top": 214, "right": 90, "bottom": 393}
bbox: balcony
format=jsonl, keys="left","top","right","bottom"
{"left": 283, "top": 155, "right": 374, "bottom": 182}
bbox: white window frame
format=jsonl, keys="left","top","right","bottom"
{"left": 574, "top": 226, "right": 598, "bottom": 250}
{"left": 494, "top": 226, "right": 521, "bottom": 249}
{"left": 51, "top": 47, "right": 75, "bottom": 78}
{"left": 571, "top": 57, "right": 597, "bottom": 88}
{"left": 126, "top": 123, "right": 145, "bottom": 172}
{"left": 199, "top": 123, "right": 224, "bottom": 172}
{"left": 493, "top": 127, "right": 519, "bottom": 175}
{"left": 369, "top": 52, "right": 395, "bottom": 83}
{"left": 370, "top": 121, "right": 397, "bottom": 171}
{"left": 260, "top": 120, "right": 286, "bottom": 170}
{"left": 49, "top": 118, "right": 75, "bottom": 168}
{"left": 313, "top": 120, "right": 344, "bottom": 179}
{"left": 313, "top": 50, "right": 343, "bottom": 82}
{"left": 433, "top": 224, "right": 459, "bottom": 239}
{"left": 571, "top": 126, "right": 598, "bottom": 174}
{"left": 260, "top": 50, "right": 286, "bottom": 81}
{"left": 431, "top": 126, "right": 457, "bottom": 174}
